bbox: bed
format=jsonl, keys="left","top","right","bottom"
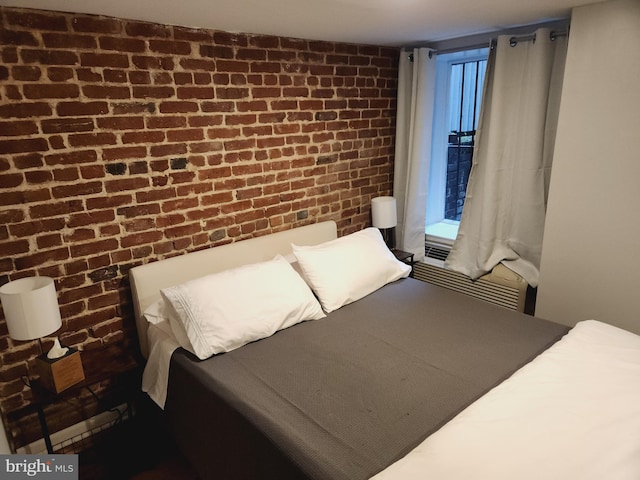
{"left": 130, "top": 221, "right": 640, "bottom": 480}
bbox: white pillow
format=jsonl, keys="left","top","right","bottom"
{"left": 291, "top": 227, "right": 411, "bottom": 312}
{"left": 160, "top": 255, "right": 325, "bottom": 359}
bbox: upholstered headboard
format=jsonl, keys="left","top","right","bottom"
{"left": 129, "top": 221, "right": 338, "bottom": 358}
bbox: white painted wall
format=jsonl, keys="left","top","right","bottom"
{"left": 536, "top": 0, "right": 640, "bottom": 334}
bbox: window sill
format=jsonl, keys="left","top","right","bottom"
{"left": 425, "top": 220, "right": 459, "bottom": 245}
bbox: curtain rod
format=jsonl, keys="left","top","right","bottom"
{"left": 407, "top": 29, "right": 568, "bottom": 61}
{"left": 506, "top": 29, "right": 568, "bottom": 48}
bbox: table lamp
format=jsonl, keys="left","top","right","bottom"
{"left": 0, "top": 276, "right": 84, "bottom": 393}
{"left": 371, "top": 196, "right": 397, "bottom": 249}
{"left": 0, "top": 276, "right": 62, "bottom": 347}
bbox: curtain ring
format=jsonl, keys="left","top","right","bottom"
{"left": 509, "top": 37, "right": 518, "bottom": 47}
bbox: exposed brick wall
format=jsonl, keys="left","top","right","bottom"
{"left": 0, "top": 7, "right": 399, "bottom": 449}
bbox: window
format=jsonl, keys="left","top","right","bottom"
{"left": 426, "top": 48, "right": 488, "bottom": 244}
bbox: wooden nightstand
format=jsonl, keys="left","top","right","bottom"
{"left": 391, "top": 249, "right": 415, "bottom": 277}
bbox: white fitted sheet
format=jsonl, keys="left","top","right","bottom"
{"left": 371, "top": 319, "right": 640, "bottom": 480}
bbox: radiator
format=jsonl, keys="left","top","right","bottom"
{"left": 414, "top": 259, "right": 529, "bottom": 312}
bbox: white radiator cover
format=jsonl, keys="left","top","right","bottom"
{"left": 414, "top": 261, "right": 528, "bottom": 312}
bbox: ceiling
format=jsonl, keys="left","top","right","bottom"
{"left": 1, "top": 0, "right": 597, "bottom": 46}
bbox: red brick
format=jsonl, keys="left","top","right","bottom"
{"left": 24, "top": 170, "right": 51, "bottom": 184}
{"left": 101, "top": 146, "right": 148, "bottom": 161}
{"left": 0, "top": 120, "right": 38, "bottom": 136}
{"left": 20, "top": 49, "right": 78, "bottom": 65}
{"left": 251, "top": 62, "right": 281, "bottom": 74}
{"left": 125, "top": 21, "right": 172, "bottom": 38}
{"left": 159, "top": 102, "right": 198, "bottom": 114}
{"left": 98, "top": 36, "right": 146, "bottom": 53}
{"left": 149, "top": 39, "right": 191, "bottom": 55}
{"left": 0, "top": 29, "right": 39, "bottom": 46}
{"left": 166, "top": 129, "right": 204, "bottom": 142}
{"left": 96, "top": 117, "right": 145, "bottom": 130}
{"left": 77, "top": 68, "right": 103, "bottom": 82}
{"left": 104, "top": 177, "right": 149, "bottom": 193}
{"left": 71, "top": 16, "right": 122, "bottom": 34}
{"left": 188, "top": 115, "right": 223, "bottom": 128}
{"left": 0, "top": 137, "right": 48, "bottom": 154}
{"left": 69, "top": 238, "right": 118, "bottom": 257}
{"left": 42, "top": 33, "right": 96, "bottom": 49}
{"left": 177, "top": 87, "right": 214, "bottom": 99}
{"left": 5, "top": 10, "right": 68, "bottom": 31}
{"left": 121, "top": 131, "right": 165, "bottom": 144}
{"left": 132, "top": 86, "right": 175, "bottom": 99}
{"left": 82, "top": 85, "right": 130, "bottom": 99}
{"left": 104, "top": 69, "right": 128, "bottom": 83}
{"left": 132, "top": 55, "right": 174, "bottom": 70}
{"left": 112, "top": 102, "right": 155, "bottom": 115}
{"left": 56, "top": 167, "right": 82, "bottom": 181}
{"left": 225, "top": 114, "right": 257, "bottom": 126}
{"left": 67, "top": 210, "right": 115, "bottom": 228}
{"left": 85, "top": 194, "right": 132, "bottom": 210}
{"left": 47, "top": 67, "right": 74, "bottom": 82}
{"left": 149, "top": 143, "right": 187, "bottom": 157}
{"left": 36, "top": 233, "right": 63, "bottom": 249}
{"left": 68, "top": 132, "right": 117, "bottom": 147}
{"left": 129, "top": 71, "right": 151, "bottom": 84}
{"left": 11, "top": 66, "right": 41, "bottom": 81}
{"left": 45, "top": 150, "right": 98, "bottom": 165}
{"left": 52, "top": 181, "right": 102, "bottom": 198}
{"left": 23, "top": 83, "right": 79, "bottom": 99}
{"left": 201, "top": 101, "right": 235, "bottom": 113}
{"left": 14, "top": 247, "right": 70, "bottom": 270}
{"left": 120, "top": 231, "right": 163, "bottom": 247}
{"left": 41, "top": 118, "right": 94, "bottom": 133}
{"left": 216, "top": 60, "right": 250, "bottom": 73}
{"left": 200, "top": 44, "right": 234, "bottom": 59}
{"left": 174, "top": 26, "right": 213, "bottom": 43}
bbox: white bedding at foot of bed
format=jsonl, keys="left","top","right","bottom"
{"left": 372, "top": 319, "right": 640, "bottom": 480}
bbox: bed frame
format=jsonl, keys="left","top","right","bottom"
{"left": 129, "top": 220, "right": 577, "bottom": 480}
{"left": 130, "top": 221, "right": 337, "bottom": 358}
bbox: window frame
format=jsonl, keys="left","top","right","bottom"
{"left": 426, "top": 47, "right": 489, "bottom": 246}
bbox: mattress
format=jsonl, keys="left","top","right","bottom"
{"left": 161, "top": 277, "right": 569, "bottom": 480}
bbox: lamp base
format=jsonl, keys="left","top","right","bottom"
{"left": 34, "top": 348, "right": 84, "bottom": 393}
{"left": 380, "top": 227, "right": 396, "bottom": 250}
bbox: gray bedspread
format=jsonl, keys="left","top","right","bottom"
{"left": 164, "top": 277, "right": 569, "bottom": 480}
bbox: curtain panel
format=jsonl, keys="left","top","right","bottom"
{"left": 445, "top": 28, "right": 568, "bottom": 287}
{"left": 393, "top": 48, "right": 436, "bottom": 261}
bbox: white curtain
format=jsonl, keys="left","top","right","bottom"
{"left": 445, "top": 28, "right": 567, "bottom": 287}
{"left": 393, "top": 48, "right": 436, "bottom": 261}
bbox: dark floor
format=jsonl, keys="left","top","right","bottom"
{"left": 77, "top": 400, "right": 199, "bottom": 480}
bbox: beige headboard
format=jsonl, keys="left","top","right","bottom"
{"left": 130, "top": 221, "right": 338, "bottom": 358}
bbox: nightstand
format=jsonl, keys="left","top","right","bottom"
{"left": 13, "top": 344, "right": 140, "bottom": 454}
{"left": 391, "top": 249, "right": 415, "bottom": 277}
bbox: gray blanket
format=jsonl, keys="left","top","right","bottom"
{"left": 164, "top": 277, "right": 569, "bottom": 480}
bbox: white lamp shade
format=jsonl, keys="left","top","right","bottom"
{"left": 0, "top": 277, "right": 62, "bottom": 341}
{"left": 371, "top": 196, "right": 397, "bottom": 229}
